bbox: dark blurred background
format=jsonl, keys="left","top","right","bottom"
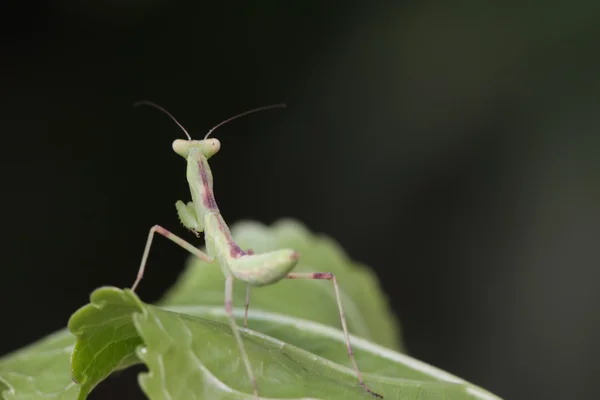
{"left": 1, "top": 1, "right": 599, "bottom": 399}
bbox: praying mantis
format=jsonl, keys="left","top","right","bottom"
{"left": 131, "top": 101, "right": 383, "bottom": 399}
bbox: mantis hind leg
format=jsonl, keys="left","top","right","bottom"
{"left": 131, "top": 225, "right": 213, "bottom": 292}
{"left": 225, "top": 276, "right": 259, "bottom": 398}
{"left": 243, "top": 248, "right": 254, "bottom": 328}
{"left": 243, "top": 285, "right": 251, "bottom": 328}
{"left": 175, "top": 200, "right": 204, "bottom": 236}
{"left": 286, "top": 272, "right": 383, "bottom": 399}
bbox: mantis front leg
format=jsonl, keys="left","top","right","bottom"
{"left": 131, "top": 225, "right": 214, "bottom": 292}
{"left": 175, "top": 200, "right": 203, "bottom": 237}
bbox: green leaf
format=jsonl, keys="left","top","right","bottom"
{"left": 160, "top": 219, "right": 402, "bottom": 351}
{"left": 0, "top": 329, "right": 77, "bottom": 400}
{"left": 0, "top": 219, "right": 502, "bottom": 400}
{"left": 67, "top": 288, "right": 146, "bottom": 400}
{"left": 137, "top": 304, "right": 454, "bottom": 399}
{"left": 160, "top": 305, "right": 501, "bottom": 400}
{"left": 67, "top": 287, "right": 500, "bottom": 400}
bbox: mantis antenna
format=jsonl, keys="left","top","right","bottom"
{"left": 133, "top": 100, "right": 192, "bottom": 140}
{"left": 203, "top": 103, "right": 287, "bottom": 140}
{"left": 133, "top": 100, "right": 286, "bottom": 141}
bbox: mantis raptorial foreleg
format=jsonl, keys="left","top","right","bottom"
{"left": 131, "top": 225, "right": 214, "bottom": 292}
{"left": 285, "top": 272, "right": 382, "bottom": 399}
{"left": 175, "top": 200, "right": 203, "bottom": 237}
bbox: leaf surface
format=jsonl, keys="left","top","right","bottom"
{"left": 0, "top": 220, "right": 501, "bottom": 400}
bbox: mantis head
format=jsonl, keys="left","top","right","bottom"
{"left": 172, "top": 138, "right": 221, "bottom": 160}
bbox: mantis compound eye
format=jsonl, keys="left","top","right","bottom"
{"left": 171, "top": 138, "right": 191, "bottom": 157}
{"left": 201, "top": 138, "right": 221, "bottom": 158}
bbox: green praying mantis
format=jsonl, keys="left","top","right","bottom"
{"left": 132, "top": 101, "right": 383, "bottom": 399}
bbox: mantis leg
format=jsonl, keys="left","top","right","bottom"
{"left": 286, "top": 272, "right": 383, "bottom": 399}
{"left": 243, "top": 285, "right": 251, "bottom": 328}
{"left": 175, "top": 200, "right": 203, "bottom": 237}
{"left": 225, "top": 276, "right": 259, "bottom": 398}
{"left": 131, "top": 225, "right": 214, "bottom": 292}
{"left": 243, "top": 248, "right": 255, "bottom": 328}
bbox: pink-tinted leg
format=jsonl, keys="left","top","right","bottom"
{"left": 243, "top": 248, "right": 254, "bottom": 328}
{"left": 286, "top": 272, "right": 383, "bottom": 399}
{"left": 244, "top": 285, "right": 251, "bottom": 328}
{"left": 225, "top": 276, "right": 259, "bottom": 398}
{"left": 132, "top": 225, "right": 213, "bottom": 292}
